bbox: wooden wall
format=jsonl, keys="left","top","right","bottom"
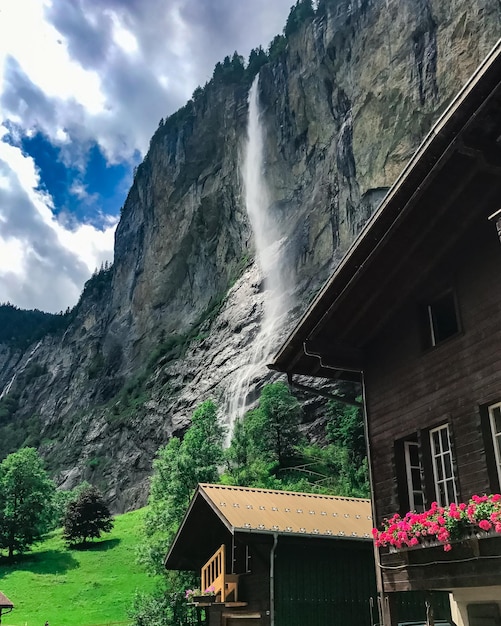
{"left": 364, "top": 216, "right": 501, "bottom": 589}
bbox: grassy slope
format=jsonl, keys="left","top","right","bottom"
{"left": 0, "top": 508, "right": 157, "bottom": 626}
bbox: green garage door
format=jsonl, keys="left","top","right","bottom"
{"left": 274, "top": 541, "right": 377, "bottom": 626}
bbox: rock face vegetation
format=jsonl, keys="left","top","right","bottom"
{"left": 0, "top": 0, "right": 500, "bottom": 510}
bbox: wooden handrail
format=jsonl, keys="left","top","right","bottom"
{"left": 201, "top": 544, "right": 225, "bottom": 598}
{"left": 201, "top": 544, "right": 239, "bottom": 602}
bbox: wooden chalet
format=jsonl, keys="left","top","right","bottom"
{"left": 270, "top": 39, "right": 501, "bottom": 626}
{"left": 164, "top": 483, "right": 377, "bottom": 626}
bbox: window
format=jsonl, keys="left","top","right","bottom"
{"left": 404, "top": 441, "right": 425, "bottom": 512}
{"left": 430, "top": 424, "right": 458, "bottom": 506}
{"left": 427, "top": 290, "right": 460, "bottom": 346}
{"left": 488, "top": 402, "right": 501, "bottom": 488}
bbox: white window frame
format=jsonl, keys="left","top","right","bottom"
{"left": 488, "top": 401, "right": 501, "bottom": 488}
{"left": 430, "top": 424, "right": 458, "bottom": 506}
{"left": 404, "top": 441, "right": 425, "bottom": 512}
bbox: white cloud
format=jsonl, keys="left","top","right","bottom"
{"left": 0, "top": 0, "right": 293, "bottom": 312}
{"left": 0, "top": 130, "right": 116, "bottom": 312}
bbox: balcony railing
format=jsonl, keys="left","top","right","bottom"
{"left": 201, "top": 544, "right": 239, "bottom": 602}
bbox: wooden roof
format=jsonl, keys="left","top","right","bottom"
{"left": 270, "top": 38, "right": 501, "bottom": 381}
{"left": 0, "top": 592, "right": 14, "bottom": 609}
{"left": 197, "top": 483, "right": 372, "bottom": 538}
{"left": 165, "top": 483, "right": 372, "bottom": 570}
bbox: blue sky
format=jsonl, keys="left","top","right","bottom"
{"left": 5, "top": 125, "right": 137, "bottom": 226}
{"left": 0, "top": 0, "right": 292, "bottom": 312}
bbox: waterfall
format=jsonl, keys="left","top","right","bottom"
{"left": 0, "top": 339, "right": 43, "bottom": 399}
{"left": 225, "top": 74, "right": 290, "bottom": 431}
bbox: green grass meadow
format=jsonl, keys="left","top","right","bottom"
{"left": 0, "top": 508, "right": 156, "bottom": 626}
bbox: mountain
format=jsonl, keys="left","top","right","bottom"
{"left": 1, "top": 0, "right": 500, "bottom": 511}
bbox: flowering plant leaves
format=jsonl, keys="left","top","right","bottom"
{"left": 185, "top": 585, "right": 216, "bottom": 600}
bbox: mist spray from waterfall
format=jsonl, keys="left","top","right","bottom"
{"left": 225, "top": 74, "right": 290, "bottom": 430}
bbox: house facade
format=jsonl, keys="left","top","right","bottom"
{"left": 270, "top": 40, "right": 501, "bottom": 626}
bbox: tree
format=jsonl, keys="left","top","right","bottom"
{"left": 0, "top": 447, "right": 56, "bottom": 558}
{"left": 258, "top": 382, "right": 303, "bottom": 465}
{"left": 63, "top": 485, "right": 113, "bottom": 546}
{"left": 50, "top": 482, "right": 92, "bottom": 530}
{"left": 284, "top": 0, "right": 315, "bottom": 38}
{"left": 140, "top": 399, "right": 225, "bottom": 575}
{"left": 247, "top": 46, "right": 268, "bottom": 79}
{"left": 224, "top": 383, "right": 304, "bottom": 488}
{"left": 182, "top": 400, "right": 226, "bottom": 486}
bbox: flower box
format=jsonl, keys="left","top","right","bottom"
{"left": 373, "top": 494, "right": 501, "bottom": 553}
{"left": 190, "top": 594, "right": 217, "bottom": 604}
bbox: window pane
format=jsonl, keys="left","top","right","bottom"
{"left": 430, "top": 425, "right": 458, "bottom": 507}
{"left": 409, "top": 445, "right": 419, "bottom": 466}
{"left": 446, "top": 480, "right": 456, "bottom": 505}
{"left": 411, "top": 468, "right": 421, "bottom": 488}
{"left": 438, "top": 482, "right": 446, "bottom": 506}
{"left": 444, "top": 454, "right": 453, "bottom": 479}
{"left": 495, "top": 434, "right": 501, "bottom": 462}
{"left": 492, "top": 407, "right": 501, "bottom": 434}
{"left": 414, "top": 492, "right": 425, "bottom": 511}
{"left": 432, "top": 430, "right": 441, "bottom": 455}
{"left": 437, "top": 458, "right": 444, "bottom": 481}
{"left": 440, "top": 427, "right": 450, "bottom": 452}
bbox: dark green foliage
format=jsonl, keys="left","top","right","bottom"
{"left": 50, "top": 482, "right": 92, "bottom": 530}
{"left": 225, "top": 383, "right": 304, "bottom": 486}
{"left": 0, "top": 412, "right": 41, "bottom": 461}
{"left": 182, "top": 400, "right": 226, "bottom": 485}
{"left": 0, "top": 303, "right": 68, "bottom": 350}
{"left": 78, "top": 263, "right": 113, "bottom": 304}
{"left": 324, "top": 399, "right": 369, "bottom": 496}
{"left": 224, "top": 383, "right": 369, "bottom": 497}
{"left": 326, "top": 399, "right": 366, "bottom": 467}
{"left": 63, "top": 485, "right": 114, "bottom": 546}
{"left": 256, "top": 382, "right": 303, "bottom": 464}
{"left": 268, "top": 34, "right": 287, "bottom": 60}
{"left": 213, "top": 52, "right": 246, "bottom": 85}
{"left": 131, "top": 580, "right": 197, "bottom": 626}
{"left": 0, "top": 393, "right": 19, "bottom": 423}
{"left": 284, "top": 0, "right": 315, "bottom": 38}
{"left": 139, "top": 400, "right": 225, "bottom": 576}
{"left": 133, "top": 401, "right": 225, "bottom": 626}
{"left": 247, "top": 46, "right": 268, "bottom": 78}
{"left": 0, "top": 447, "right": 56, "bottom": 558}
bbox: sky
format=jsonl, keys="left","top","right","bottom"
{"left": 0, "top": 0, "right": 293, "bottom": 313}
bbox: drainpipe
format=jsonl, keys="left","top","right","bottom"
{"left": 361, "top": 371, "right": 389, "bottom": 626}
{"left": 270, "top": 533, "right": 278, "bottom": 626}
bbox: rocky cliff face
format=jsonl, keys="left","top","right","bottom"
{"left": 1, "top": 0, "right": 500, "bottom": 511}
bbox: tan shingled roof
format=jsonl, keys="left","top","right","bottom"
{"left": 199, "top": 484, "right": 372, "bottom": 540}
{"left": 0, "top": 591, "right": 14, "bottom": 609}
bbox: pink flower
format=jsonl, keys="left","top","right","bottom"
{"left": 443, "top": 543, "right": 452, "bottom": 552}
{"left": 479, "top": 519, "right": 492, "bottom": 532}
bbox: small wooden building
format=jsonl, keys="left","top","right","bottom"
{"left": 165, "top": 483, "right": 377, "bottom": 626}
{"left": 0, "top": 591, "right": 14, "bottom": 625}
{"left": 270, "top": 39, "right": 501, "bottom": 626}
